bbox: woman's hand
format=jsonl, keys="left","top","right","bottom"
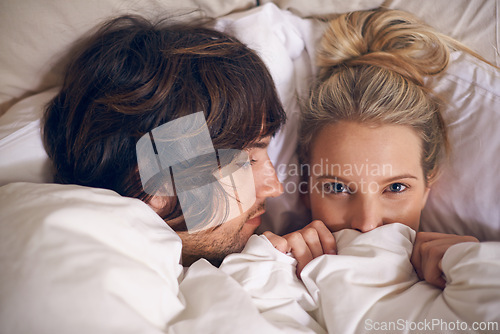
{"left": 263, "top": 220, "right": 337, "bottom": 277}
{"left": 410, "top": 231, "right": 479, "bottom": 289}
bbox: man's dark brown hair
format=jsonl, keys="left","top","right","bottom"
{"left": 43, "top": 15, "right": 285, "bottom": 221}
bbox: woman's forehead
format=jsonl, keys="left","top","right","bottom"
{"left": 310, "top": 122, "right": 423, "bottom": 176}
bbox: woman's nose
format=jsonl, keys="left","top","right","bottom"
{"left": 350, "top": 196, "right": 383, "bottom": 233}
{"left": 255, "top": 159, "right": 283, "bottom": 199}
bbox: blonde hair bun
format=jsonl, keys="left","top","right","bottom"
{"left": 317, "top": 9, "right": 450, "bottom": 85}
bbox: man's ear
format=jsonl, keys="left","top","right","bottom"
{"left": 147, "top": 195, "right": 187, "bottom": 231}
{"left": 148, "top": 195, "right": 163, "bottom": 211}
{"left": 148, "top": 195, "right": 171, "bottom": 216}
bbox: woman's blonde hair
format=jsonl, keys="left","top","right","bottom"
{"left": 299, "top": 8, "right": 469, "bottom": 183}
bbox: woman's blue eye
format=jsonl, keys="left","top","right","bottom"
{"left": 387, "top": 183, "right": 407, "bottom": 193}
{"left": 324, "top": 182, "right": 349, "bottom": 194}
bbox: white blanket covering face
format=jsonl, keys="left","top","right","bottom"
{"left": 221, "top": 224, "right": 500, "bottom": 333}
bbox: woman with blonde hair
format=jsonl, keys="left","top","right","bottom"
{"left": 220, "top": 9, "right": 500, "bottom": 332}
{"left": 265, "top": 8, "right": 491, "bottom": 287}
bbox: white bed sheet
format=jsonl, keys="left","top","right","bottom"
{"left": 221, "top": 224, "right": 500, "bottom": 333}
{"left": 0, "top": 181, "right": 325, "bottom": 334}
{"left": 2, "top": 181, "right": 498, "bottom": 333}
{"left": 0, "top": 182, "right": 184, "bottom": 333}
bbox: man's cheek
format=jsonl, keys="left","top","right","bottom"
{"left": 216, "top": 153, "right": 256, "bottom": 223}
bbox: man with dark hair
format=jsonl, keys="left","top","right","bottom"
{"left": 43, "top": 15, "right": 285, "bottom": 266}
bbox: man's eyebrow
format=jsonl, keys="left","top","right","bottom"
{"left": 246, "top": 141, "right": 269, "bottom": 149}
{"left": 317, "top": 175, "right": 349, "bottom": 183}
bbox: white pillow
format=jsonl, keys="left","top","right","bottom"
{"left": 0, "top": 88, "right": 58, "bottom": 186}
{"left": 260, "top": 0, "right": 384, "bottom": 17}
{"left": 263, "top": 0, "right": 499, "bottom": 67}
{"left": 0, "top": 0, "right": 255, "bottom": 115}
{"left": 385, "top": 0, "right": 499, "bottom": 67}
{"left": 421, "top": 51, "right": 500, "bottom": 241}
{"left": 0, "top": 182, "right": 184, "bottom": 334}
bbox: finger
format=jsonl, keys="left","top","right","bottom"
{"left": 411, "top": 233, "right": 425, "bottom": 280}
{"left": 414, "top": 236, "right": 448, "bottom": 283}
{"left": 421, "top": 252, "right": 447, "bottom": 289}
{"left": 412, "top": 232, "right": 479, "bottom": 285}
{"left": 410, "top": 254, "right": 424, "bottom": 281}
{"left": 263, "top": 231, "right": 290, "bottom": 253}
{"left": 309, "top": 220, "right": 337, "bottom": 255}
{"left": 427, "top": 273, "right": 446, "bottom": 290}
{"left": 299, "top": 228, "right": 325, "bottom": 259}
{"left": 414, "top": 231, "right": 459, "bottom": 243}
{"left": 412, "top": 232, "right": 459, "bottom": 279}
{"left": 460, "top": 235, "right": 479, "bottom": 243}
{"left": 419, "top": 240, "right": 451, "bottom": 289}
{"left": 422, "top": 235, "right": 478, "bottom": 283}
{"left": 286, "top": 232, "right": 314, "bottom": 277}
{"left": 417, "top": 231, "right": 479, "bottom": 242}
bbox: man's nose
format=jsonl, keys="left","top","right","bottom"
{"left": 350, "top": 196, "right": 383, "bottom": 233}
{"left": 256, "top": 160, "right": 283, "bottom": 199}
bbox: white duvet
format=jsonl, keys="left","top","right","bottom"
{"left": 221, "top": 224, "right": 500, "bottom": 333}
{"left": 1, "top": 183, "right": 499, "bottom": 333}
{"left": 0, "top": 182, "right": 319, "bottom": 334}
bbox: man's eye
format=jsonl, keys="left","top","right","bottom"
{"left": 324, "top": 182, "right": 349, "bottom": 194}
{"left": 236, "top": 160, "right": 251, "bottom": 169}
{"left": 236, "top": 158, "right": 257, "bottom": 169}
{"left": 387, "top": 183, "right": 407, "bottom": 193}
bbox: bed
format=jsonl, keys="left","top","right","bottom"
{"left": 1, "top": 0, "right": 499, "bottom": 333}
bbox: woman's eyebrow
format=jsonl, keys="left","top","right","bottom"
{"left": 316, "top": 174, "right": 418, "bottom": 183}
{"left": 382, "top": 174, "right": 418, "bottom": 183}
